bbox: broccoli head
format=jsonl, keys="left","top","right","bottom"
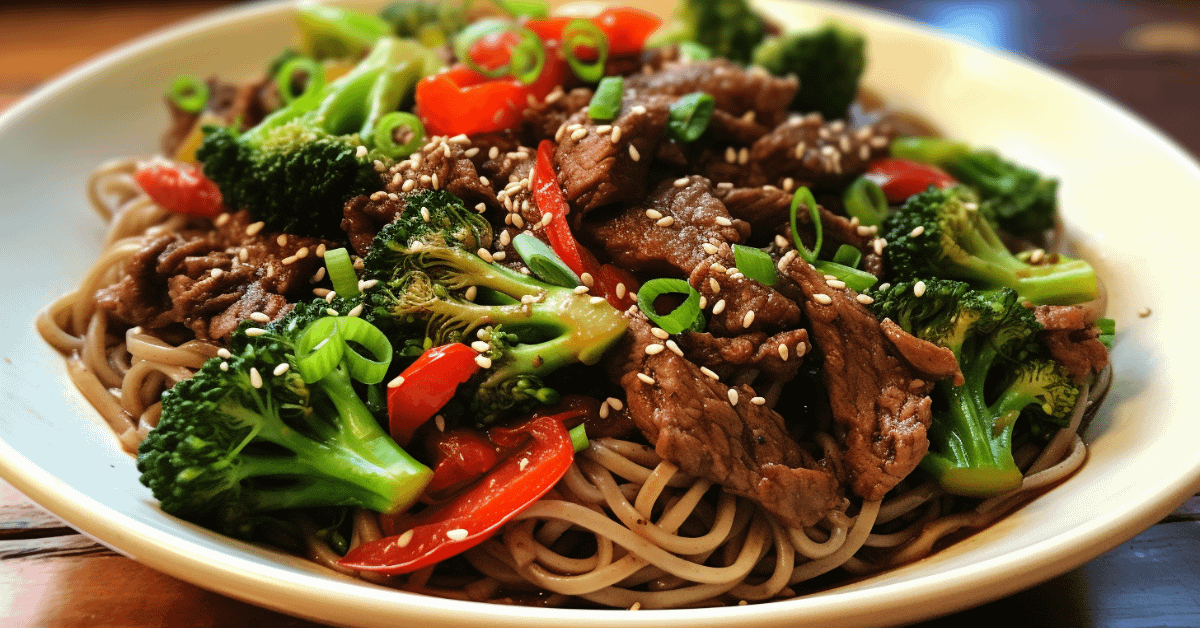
{"left": 752, "top": 20, "right": 866, "bottom": 120}
{"left": 380, "top": 1, "right": 467, "bottom": 45}
{"left": 881, "top": 185, "right": 1098, "bottom": 305}
{"left": 654, "top": 0, "right": 768, "bottom": 64}
{"left": 870, "top": 279, "right": 1079, "bottom": 496}
{"left": 137, "top": 300, "right": 431, "bottom": 538}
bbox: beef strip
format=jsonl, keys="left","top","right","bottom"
{"left": 782, "top": 256, "right": 934, "bottom": 501}
{"left": 606, "top": 315, "right": 844, "bottom": 528}
{"left": 521, "top": 87, "right": 593, "bottom": 142}
{"left": 382, "top": 136, "right": 499, "bottom": 212}
{"left": 690, "top": 256, "right": 802, "bottom": 336}
{"left": 749, "top": 114, "right": 895, "bottom": 190}
{"left": 579, "top": 176, "right": 748, "bottom": 276}
{"left": 95, "top": 211, "right": 330, "bottom": 341}
{"left": 1032, "top": 305, "right": 1111, "bottom": 384}
{"left": 880, "top": 318, "right": 964, "bottom": 385}
{"left": 677, "top": 328, "right": 811, "bottom": 385}
{"left": 625, "top": 60, "right": 797, "bottom": 129}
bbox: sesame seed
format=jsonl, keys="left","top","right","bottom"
{"left": 666, "top": 340, "right": 684, "bottom": 357}
{"left": 595, "top": 124, "right": 612, "bottom": 134}
{"left": 738, "top": 147, "right": 749, "bottom": 165}
{"left": 214, "top": 213, "right": 230, "bottom": 227}
{"left": 492, "top": 250, "right": 507, "bottom": 261}
{"left": 839, "top": 135, "right": 852, "bottom": 153}
{"left": 856, "top": 294, "right": 875, "bottom": 305}
{"left": 645, "top": 209, "right": 663, "bottom": 220}
{"left": 574, "top": 285, "right": 590, "bottom": 294}
{"left": 281, "top": 255, "right": 298, "bottom": 265}
{"left": 727, "top": 389, "right": 739, "bottom": 406}
{"left": 616, "top": 283, "right": 627, "bottom": 299}
{"left": 219, "top": 361, "right": 228, "bottom": 371}
{"left": 512, "top": 213, "right": 525, "bottom": 228}
{"left": 464, "top": 147, "right": 480, "bottom": 158}
{"left": 637, "top": 372, "right": 656, "bottom": 385}
{"left": 656, "top": 216, "right": 675, "bottom": 227}
{"left": 1139, "top": 307, "right": 1152, "bottom": 317}
{"left": 245, "top": 327, "right": 267, "bottom": 337}
{"left": 910, "top": 225, "right": 925, "bottom": 237}
{"left": 541, "top": 212, "right": 553, "bottom": 227}
{"left": 645, "top": 344, "right": 665, "bottom": 355}
{"left": 631, "top": 105, "right": 647, "bottom": 115}
{"left": 590, "top": 296, "right": 605, "bottom": 304}
{"left": 1029, "top": 248, "right": 1045, "bottom": 264}
{"left": 472, "top": 340, "right": 490, "bottom": 353}
{"left": 249, "top": 368, "right": 263, "bottom": 388}
{"left": 446, "top": 529, "right": 469, "bottom": 541}
{"left": 914, "top": 281, "right": 927, "bottom": 297}
{"left": 580, "top": 272, "right": 594, "bottom": 287}
{"left": 870, "top": 135, "right": 889, "bottom": 148}
{"left": 611, "top": 126, "right": 622, "bottom": 143}
{"left": 276, "top": 234, "right": 288, "bottom": 246}
{"left": 401, "top": 179, "right": 416, "bottom": 192}
{"left": 628, "top": 144, "right": 641, "bottom": 161}
{"left": 249, "top": 312, "right": 271, "bottom": 323}
{"left": 326, "top": 308, "right": 339, "bottom": 316}
{"left": 702, "top": 242, "right": 719, "bottom": 255}
{"left": 712, "top": 299, "right": 726, "bottom": 314}
{"left": 778, "top": 344, "right": 789, "bottom": 361}
{"left": 715, "top": 216, "right": 733, "bottom": 226}
{"left": 570, "top": 128, "right": 589, "bottom": 141}
{"left": 700, "top": 366, "right": 719, "bottom": 380}
{"left": 387, "top": 375, "right": 405, "bottom": 388}
{"left": 477, "top": 248, "right": 494, "bottom": 263}
{"left": 711, "top": 263, "right": 727, "bottom": 274}
{"left": 238, "top": 248, "right": 249, "bottom": 262}
{"left": 567, "top": 123, "right": 583, "bottom": 132}
{"left": 743, "top": 311, "right": 755, "bottom": 327}
{"left": 725, "top": 146, "right": 737, "bottom": 163}
{"left": 599, "top": 402, "right": 610, "bottom": 419}
{"left": 435, "top": 415, "right": 446, "bottom": 432}
{"left": 210, "top": 268, "right": 224, "bottom": 278}
{"left": 607, "top": 397, "right": 624, "bottom": 411}
{"left": 873, "top": 238, "right": 887, "bottom": 255}
{"left": 698, "top": 295, "right": 707, "bottom": 309}
{"left": 273, "top": 363, "right": 290, "bottom": 376}
{"left": 395, "top": 530, "right": 414, "bottom": 548}
{"left": 709, "top": 277, "right": 721, "bottom": 294}
{"left": 673, "top": 177, "right": 690, "bottom": 188}
{"left": 348, "top": 303, "right": 364, "bottom": 318}
{"left": 859, "top": 145, "right": 871, "bottom": 160}
{"left": 879, "top": 282, "right": 891, "bottom": 291}
{"left": 782, "top": 177, "right": 795, "bottom": 192}
{"left": 813, "top": 293, "right": 833, "bottom": 305}
{"left": 475, "top": 355, "right": 493, "bottom": 369}
{"left": 325, "top": 290, "right": 337, "bottom": 303}
{"left": 555, "top": 124, "right": 566, "bottom": 142}
{"left": 245, "top": 221, "right": 265, "bottom": 236}
{"left": 826, "top": 279, "right": 847, "bottom": 290}
{"left": 793, "top": 142, "right": 807, "bottom": 160}
{"left": 465, "top": 285, "right": 478, "bottom": 301}
{"left": 479, "top": 176, "right": 490, "bottom": 187}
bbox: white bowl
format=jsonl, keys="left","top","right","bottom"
{"left": 2, "top": 1, "right": 1198, "bottom": 626}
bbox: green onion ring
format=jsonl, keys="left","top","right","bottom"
{"left": 455, "top": 19, "right": 520, "bottom": 79}
{"left": 636, "top": 278, "right": 704, "bottom": 335}
{"left": 296, "top": 317, "right": 345, "bottom": 384}
{"left": 843, "top": 176, "right": 889, "bottom": 227}
{"left": 334, "top": 317, "right": 392, "bottom": 384}
{"left": 569, "top": 423, "right": 589, "bottom": 453}
{"left": 832, "top": 244, "right": 863, "bottom": 269}
{"left": 732, "top": 244, "right": 777, "bottom": 286}
{"left": 324, "top": 247, "right": 360, "bottom": 298}
{"left": 372, "top": 111, "right": 425, "bottom": 159}
{"left": 562, "top": 19, "right": 608, "bottom": 83}
{"left": 274, "top": 56, "right": 325, "bottom": 106}
{"left": 508, "top": 28, "right": 547, "bottom": 85}
{"left": 677, "top": 41, "right": 712, "bottom": 62}
{"left": 588, "top": 76, "right": 623, "bottom": 121}
{"left": 788, "top": 186, "right": 822, "bottom": 264}
{"left": 512, "top": 233, "right": 579, "bottom": 288}
{"left": 168, "top": 75, "right": 209, "bottom": 114}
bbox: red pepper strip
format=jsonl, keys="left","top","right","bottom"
{"left": 387, "top": 343, "right": 481, "bottom": 447}
{"left": 415, "top": 41, "right": 565, "bottom": 138}
{"left": 523, "top": 7, "right": 662, "bottom": 57}
{"left": 134, "top": 162, "right": 225, "bottom": 217}
{"left": 423, "top": 429, "right": 501, "bottom": 498}
{"left": 339, "top": 414, "right": 574, "bottom": 574}
{"left": 866, "top": 157, "right": 957, "bottom": 204}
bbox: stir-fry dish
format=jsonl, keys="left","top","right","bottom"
{"left": 38, "top": 0, "right": 1115, "bottom": 608}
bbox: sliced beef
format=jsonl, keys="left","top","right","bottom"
{"left": 95, "top": 211, "right": 330, "bottom": 341}
{"left": 690, "top": 257, "right": 802, "bottom": 336}
{"left": 710, "top": 183, "right": 795, "bottom": 234}
{"left": 677, "top": 328, "right": 810, "bottom": 385}
{"left": 1032, "top": 305, "right": 1111, "bottom": 384}
{"left": 521, "top": 87, "right": 593, "bottom": 142}
{"left": 579, "top": 176, "right": 748, "bottom": 276}
{"left": 625, "top": 60, "right": 797, "bottom": 129}
{"left": 606, "top": 315, "right": 844, "bottom": 528}
{"left": 747, "top": 114, "right": 895, "bottom": 191}
{"left": 880, "top": 318, "right": 964, "bottom": 385}
{"left": 382, "top": 136, "right": 499, "bottom": 213}
{"left": 342, "top": 194, "right": 403, "bottom": 256}
{"left": 554, "top": 93, "right": 673, "bottom": 218}
{"left": 706, "top": 109, "right": 772, "bottom": 145}
{"left": 782, "top": 256, "right": 934, "bottom": 501}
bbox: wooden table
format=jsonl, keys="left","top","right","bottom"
{"left": 3, "top": 1, "right": 1199, "bottom": 626}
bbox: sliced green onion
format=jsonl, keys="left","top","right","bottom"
{"left": 1096, "top": 317, "right": 1116, "bottom": 349}
{"left": 512, "top": 233, "right": 579, "bottom": 288}
{"left": 168, "top": 75, "right": 209, "bottom": 114}
{"left": 636, "top": 278, "right": 704, "bottom": 335}
{"left": 509, "top": 29, "right": 547, "bottom": 85}
{"left": 562, "top": 19, "right": 609, "bottom": 83}
{"left": 274, "top": 56, "right": 326, "bottom": 106}
{"left": 334, "top": 317, "right": 392, "bottom": 384}
{"left": 454, "top": 19, "right": 517, "bottom": 79}
{"left": 832, "top": 244, "right": 862, "bottom": 269}
{"left": 788, "top": 186, "right": 822, "bottom": 264}
{"left": 889, "top": 136, "right": 971, "bottom": 166}
{"left": 588, "top": 76, "right": 624, "bottom": 121}
{"left": 732, "top": 244, "right": 777, "bottom": 286}
{"left": 678, "top": 41, "right": 713, "bottom": 62}
{"left": 843, "top": 176, "right": 889, "bottom": 227}
{"left": 668, "top": 92, "right": 715, "bottom": 143}
{"left": 813, "top": 260, "right": 877, "bottom": 292}
{"left": 495, "top": 0, "right": 550, "bottom": 18}
{"left": 324, "top": 247, "right": 360, "bottom": 298}
{"left": 296, "top": 316, "right": 345, "bottom": 383}
{"left": 569, "top": 423, "right": 589, "bottom": 453}
{"left": 372, "top": 111, "right": 425, "bottom": 159}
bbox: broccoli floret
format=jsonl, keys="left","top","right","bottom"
{"left": 881, "top": 185, "right": 1098, "bottom": 305}
{"left": 196, "top": 37, "right": 424, "bottom": 240}
{"left": 653, "top": 0, "right": 767, "bottom": 64}
{"left": 752, "top": 20, "right": 866, "bottom": 120}
{"left": 296, "top": 5, "right": 392, "bottom": 61}
{"left": 362, "top": 192, "right": 628, "bottom": 425}
{"left": 890, "top": 137, "right": 1059, "bottom": 237}
{"left": 380, "top": 1, "right": 467, "bottom": 46}
{"left": 136, "top": 300, "right": 432, "bottom": 538}
{"left": 871, "top": 279, "right": 1079, "bottom": 497}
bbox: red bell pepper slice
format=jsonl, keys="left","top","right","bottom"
{"left": 523, "top": 7, "right": 661, "bottom": 57}
{"left": 387, "top": 343, "right": 481, "bottom": 446}
{"left": 134, "top": 162, "right": 225, "bottom": 218}
{"left": 866, "top": 157, "right": 957, "bottom": 204}
{"left": 423, "top": 429, "right": 501, "bottom": 498}
{"left": 338, "top": 413, "right": 575, "bottom": 574}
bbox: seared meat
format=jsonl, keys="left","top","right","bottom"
{"left": 625, "top": 59, "right": 797, "bottom": 129}
{"left": 690, "top": 257, "right": 802, "bottom": 336}
{"left": 749, "top": 114, "right": 894, "bottom": 190}
{"left": 880, "top": 318, "right": 964, "bottom": 385}
{"left": 607, "top": 315, "right": 843, "bottom": 528}
{"left": 1032, "top": 305, "right": 1111, "bottom": 384}
{"left": 677, "top": 328, "right": 810, "bottom": 385}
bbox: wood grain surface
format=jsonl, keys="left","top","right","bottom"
{"left": 2, "top": 1, "right": 1198, "bottom": 626}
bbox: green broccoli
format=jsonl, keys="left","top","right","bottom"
{"left": 890, "top": 136, "right": 1059, "bottom": 237}
{"left": 380, "top": 1, "right": 467, "bottom": 46}
{"left": 296, "top": 4, "right": 392, "bottom": 61}
{"left": 361, "top": 191, "right": 628, "bottom": 426}
{"left": 870, "top": 279, "right": 1079, "bottom": 497}
{"left": 881, "top": 185, "right": 1098, "bottom": 305}
{"left": 196, "top": 37, "right": 424, "bottom": 240}
{"left": 136, "top": 299, "right": 432, "bottom": 538}
{"left": 752, "top": 20, "right": 866, "bottom": 120}
{"left": 652, "top": 0, "right": 768, "bottom": 64}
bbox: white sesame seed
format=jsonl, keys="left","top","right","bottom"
{"left": 574, "top": 285, "right": 590, "bottom": 294}
{"left": 599, "top": 401, "right": 610, "bottom": 419}
{"left": 249, "top": 368, "right": 263, "bottom": 389}
{"left": 595, "top": 124, "right": 612, "bottom": 134}
{"left": 580, "top": 272, "right": 594, "bottom": 287}
{"left": 826, "top": 279, "right": 847, "bottom": 290}
{"left": 220, "top": 361, "right": 228, "bottom": 371}
{"left": 637, "top": 372, "right": 656, "bottom": 385}
{"left": 401, "top": 179, "right": 416, "bottom": 192}
{"left": 325, "top": 290, "right": 337, "bottom": 303}
{"left": 702, "top": 242, "right": 719, "bottom": 255}
{"left": 611, "top": 126, "right": 622, "bottom": 143}
{"left": 715, "top": 216, "right": 733, "bottom": 226}
{"left": 656, "top": 216, "right": 675, "bottom": 227}
{"left": 464, "top": 147, "right": 480, "bottom": 158}
{"left": 475, "top": 355, "right": 493, "bottom": 369}
{"left": 712, "top": 299, "right": 726, "bottom": 314}
{"left": 276, "top": 234, "right": 288, "bottom": 246}
{"left": 590, "top": 296, "right": 605, "bottom": 304}
{"left": 567, "top": 123, "right": 583, "bottom": 132}
{"left": 700, "top": 366, "right": 719, "bottom": 380}
{"left": 914, "top": 281, "right": 927, "bottom": 297}
{"left": 239, "top": 247, "right": 249, "bottom": 262}
{"left": 778, "top": 344, "right": 789, "bottom": 361}
{"left": 477, "top": 248, "right": 494, "bottom": 263}
{"left": 752, "top": 396, "right": 766, "bottom": 406}
{"left": 645, "top": 209, "right": 663, "bottom": 220}
{"left": 512, "top": 213, "right": 525, "bottom": 229}
{"left": 616, "top": 283, "right": 627, "bottom": 299}
{"left": 628, "top": 144, "right": 641, "bottom": 161}
{"left": 210, "top": 268, "right": 224, "bottom": 278}
{"left": 492, "top": 251, "right": 506, "bottom": 261}
{"left": 446, "top": 529, "right": 469, "bottom": 541}
{"left": 673, "top": 177, "right": 690, "bottom": 188}
{"left": 315, "top": 244, "right": 326, "bottom": 258}
{"left": 479, "top": 176, "right": 490, "bottom": 187}
{"left": 347, "top": 303, "right": 364, "bottom": 318}
{"left": 217, "top": 348, "right": 232, "bottom": 359}
{"left": 327, "top": 308, "right": 339, "bottom": 316}
{"left": 387, "top": 375, "right": 405, "bottom": 388}
{"left": 607, "top": 397, "right": 624, "bottom": 411}
{"left": 727, "top": 389, "right": 739, "bottom": 406}
{"left": 250, "top": 312, "right": 271, "bottom": 323}
{"left": 570, "top": 128, "right": 589, "bottom": 141}
{"left": 245, "top": 327, "right": 267, "bottom": 337}
{"left": 738, "top": 147, "right": 749, "bottom": 165}
{"left": 646, "top": 327, "right": 668, "bottom": 340}
{"left": 273, "top": 363, "right": 290, "bottom": 376}
{"left": 541, "top": 212, "right": 553, "bottom": 227}
{"left": 295, "top": 247, "right": 309, "bottom": 259}
{"left": 794, "top": 142, "right": 807, "bottom": 160}
{"left": 743, "top": 311, "right": 755, "bottom": 327}
{"left": 813, "top": 293, "right": 833, "bottom": 305}
{"left": 910, "top": 225, "right": 925, "bottom": 237}
{"left": 698, "top": 295, "right": 707, "bottom": 309}
{"left": 856, "top": 294, "right": 875, "bottom": 305}
{"left": 711, "top": 263, "right": 728, "bottom": 274}
{"left": 725, "top": 146, "right": 737, "bottom": 163}
{"left": 214, "top": 213, "right": 230, "bottom": 227}
{"left": 245, "top": 221, "right": 265, "bottom": 236}
{"left": 709, "top": 277, "right": 721, "bottom": 294}
{"left": 665, "top": 339, "right": 684, "bottom": 357}
{"left": 1029, "top": 248, "right": 1045, "bottom": 264}
{"left": 870, "top": 135, "right": 889, "bottom": 148}
{"left": 281, "top": 255, "right": 298, "bottom": 265}
{"left": 394, "top": 529, "right": 414, "bottom": 548}
{"left": 645, "top": 344, "right": 665, "bottom": 355}
{"left": 631, "top": 105, "right": 647, "bottom": 115}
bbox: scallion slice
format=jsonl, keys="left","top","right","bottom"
{"left": 732, "top": 244, "right": 777, "bottom": 286}
{"left": 636, "top": 278, "right": 704, "bottom": 334}
{"left": 588, "top": 76, "right": 624, "bottom": 121}
{"left": 678, "top": 41, "right": 712, "bottom": 62}
{"left": 509, "top": 28, "right": 547, "bottom": 85}
{"left": 843, "top": 176, "right": 889, "bottom": 227}
{"left": 512, "top": 233, "right": 580, "bottom": 288}
{"left": 274, "top": 56, "right": 326, "bottom": 106}
{"left": 788, "top": 186, "right": 822, "bottom": 264}
{"left": 832, "top": 244, "right": 862, "bottom": 269}
{"left": 562, "top": 19, "right": 609, "bottom": 83}
{"left": 814, "top": 260, "right": 877, "bottom": 292}
{"left": 454, "top": 19, "right": 518, "bottom": 79}
{"left": 372, "top": 111, "right": 425, "bottom": 159}
{"left": 168, "top": 75, "right": 209, "bottom": 114}
{"left": 334, "top": 317, "right": 393, "bottom": 384}
{"left": 324, "top": 247, "right": 360, "bottom": 298}
{"left": 295, "top": 316, "right": 344, "bottom": 384}
{"left": 668, "top": 92, "right": 715, "bottom": 143}
{"left": 569, "top": 423, "right": 589, "bottom": 453}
